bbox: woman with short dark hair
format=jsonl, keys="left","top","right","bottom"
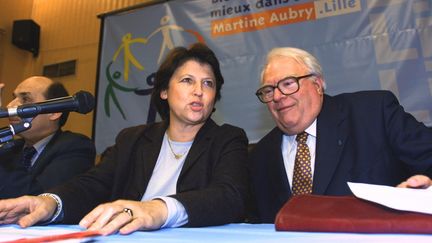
{"left": 0, "top": 43, "right": 249, "bottom": 236}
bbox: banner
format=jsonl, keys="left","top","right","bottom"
{"left": 95, "top": 0, "right": 432, "bottom": 153}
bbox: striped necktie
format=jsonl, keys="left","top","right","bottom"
{"left": 20, "top": 146, "right": 36, "bottom": 169}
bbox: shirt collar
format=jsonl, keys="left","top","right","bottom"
{"left": 305, "top": 119, "right": 317, "bottom": 138}
{"left": 31, "top": 133, "right": 55, "bottom": 155}
{"left": 283, "top": 119, "right": 317, "bottom": 143}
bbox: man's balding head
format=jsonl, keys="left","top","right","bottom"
{"left": 7, "top": 76, "right": 70, "bottom": 145}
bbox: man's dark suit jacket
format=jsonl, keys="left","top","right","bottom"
{"left": 49, "top": 119, "right": 249, "bottom": 227}
{"left": 0, "top": 130, "right": 95, "bottom": 199}
{"left": 249, "top": 91, "right": 432, "bottom": 223}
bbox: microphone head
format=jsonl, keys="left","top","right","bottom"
{"left": 74, "top": 91, "right": 95, "bottom": 114}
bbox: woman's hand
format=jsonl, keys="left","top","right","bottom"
{"left": 79, "top": 199, "right": 168, "bottom": 236}
{"left": 397, "top": 175, "right": 432, "bottom": 189}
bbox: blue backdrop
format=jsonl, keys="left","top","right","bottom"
{"left": 95, "top": 0, "right": 432, "bottom": 153}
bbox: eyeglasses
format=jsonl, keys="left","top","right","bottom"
{"left": 255, "top": 73, "right": 315, "bottom": 103}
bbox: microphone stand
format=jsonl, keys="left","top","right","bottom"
{"left": 0, "top": 118, "right": 33, "bottom": 145}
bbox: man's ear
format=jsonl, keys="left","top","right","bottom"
{"left": 313, "top": 77, "right": 324, "bottom": 94}
{"left": 49, "top": 112, "right": 62, "bottom": 121}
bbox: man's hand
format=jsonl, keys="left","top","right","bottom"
{"left": 0, "top": 195, "right": 57, "bottom": 227}
{"left": 79, "top": 199, "right": 168, "bottom": 236}
{"left": 397, "top": 175, "right": 432, "bottom": 189}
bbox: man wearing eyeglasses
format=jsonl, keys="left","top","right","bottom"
{"left": 249, "top": 47, "right": 432, "bottom": 223}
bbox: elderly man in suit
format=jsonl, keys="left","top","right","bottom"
{"left": 0, "top": 76, "right": 95, "bottom": 198}
{"left": 250, "top": 47, "right": 432, "bottom": 223}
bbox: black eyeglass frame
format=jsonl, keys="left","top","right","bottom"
{"left": 255, "top": 73, "right": 316, "bottom": 103}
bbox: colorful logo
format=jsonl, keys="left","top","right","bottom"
{"left": 103, "top": 15, "right": 205, "bottom": 122}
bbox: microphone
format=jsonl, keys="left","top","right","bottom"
{"left": 0, "top": 91, "right": 95, "bottom": 118}
{"left": 0, "top": 121, "right": 32, "bottom": 144}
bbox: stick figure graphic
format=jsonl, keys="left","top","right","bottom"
{"left": 112, "top": 33, "right": 147, "bottom": 81}
{"left": 147, "top": 16, "right": 184, "bottom": 64}
{"left": 104, "top": 61, "right": 137, "bottom": 119}
{"left": 104, "top": 17, "right": 204, "bottom": 121}
{"left": 134, "top": 72, "right": 157, "bottom": 124}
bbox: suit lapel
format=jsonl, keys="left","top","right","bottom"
{"left": 313, "top": 95, "right": 349, "bottom": 194}
{"left": 31, "top": 130, "right": 61, "bottom": 174}
{"left": 0, "top": 139, "right": 24, "bottom": 162}
{"left": 135, "top": 122, "right": 167, "bottom": 197}
{"left": 266, "top": 128, "right": 291, "bottom": 201}
{"left": 179, "top": 119, "right": 216, "bottom": 177}
{"left": 0, "top": 139, "right": 24, "bottom": 193}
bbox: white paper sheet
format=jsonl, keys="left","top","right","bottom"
{"left": 348, "top": 182, "right": 432, "bottom": 215}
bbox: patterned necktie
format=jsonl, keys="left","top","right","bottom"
{"left": 291, "top": 132, "right": 313, "bottom": 195}
{"left": 20, "top": 146, "right": 36, "bottom": 169}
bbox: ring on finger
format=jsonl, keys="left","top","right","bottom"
{"left": 123, "top": 208, "right": 133, "bottom": 217}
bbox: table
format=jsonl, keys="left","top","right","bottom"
{"left": 1, "top": 223, "right": 432, "bottom": 242}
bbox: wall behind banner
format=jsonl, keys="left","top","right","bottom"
{"left": 0, "top": 0, "right": 153, "bottom": 138}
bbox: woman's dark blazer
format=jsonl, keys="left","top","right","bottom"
{"left": 49, "top": 119, "right": 249, "bottom": 227}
